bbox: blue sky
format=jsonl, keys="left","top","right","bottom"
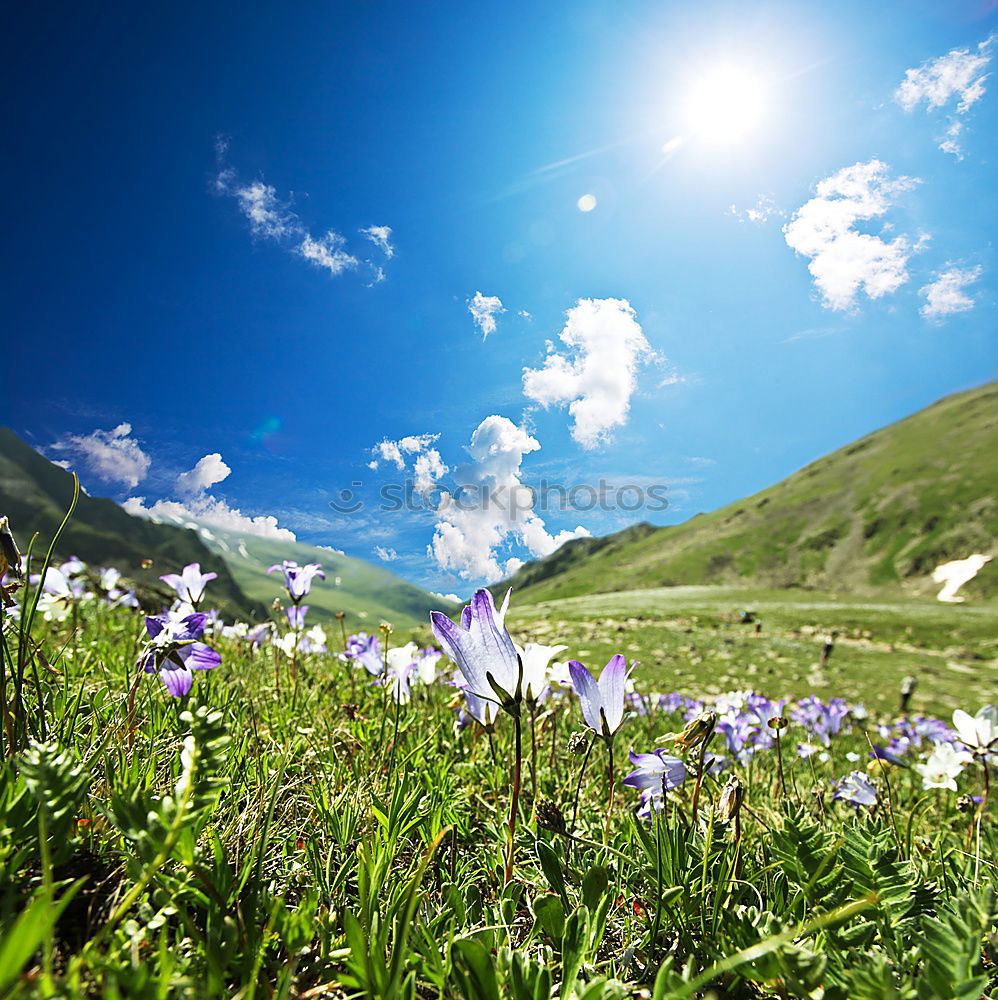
{"left": 2, "top": 0, "right": 996, "bottom": 595}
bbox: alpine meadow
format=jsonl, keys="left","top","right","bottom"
{"left": 1, "top": 2, "right": 997, "bottom": 998}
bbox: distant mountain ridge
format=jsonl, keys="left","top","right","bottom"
{"left": 497, "top": 382, "right": 998, "bottom": 603}
{"left": 0, "top": 427, "right": 457, "bottom": 628}
{"left": 0, "top": 427, "right": 264, "bottom": 619}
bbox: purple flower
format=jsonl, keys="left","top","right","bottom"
{"left": 286, "top": 605, "right": 309, "bottom": 630}
{"left": 382, "top": 661, "right": 417, "bottom": 705}
{"left": 832, "top": 770, "right": 878, "bottom": 808}
{"left": 460, "top": 687, "right": 500, "bottom": 731}
{"left": 247, "top": 622, "right": 272, "bottom": 649}
{"left": 623, "top": 749, "right": 687, "bottom": 794}
{"left": 568, "top": 654, "right": 629, "bottom": 739}
{"left": 160, "top": 563, "right": 217, "bottom": 606}
{"left": 267, "top": 560, "right": 325, "bottom": 601}
{"left": 430, "top": 589, "right": 520, "bottom": 708}
{"left": 139, "top": 610, "right": 221, "bottom": 697}
{"left": 345, "top": 632, "right": 384, "bottom": 676}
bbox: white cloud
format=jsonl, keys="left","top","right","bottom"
{"left": 374, "top": 546, "right": 398, "bottom": 561}
{"left": 317, "top": 544, "right": 345, "bottom": 555}
{"left": 522, "top": 297, "right": 652, "bottom": 449}
{"left": 368, "top": 433, "right": 442, "bottom": 475}
{"left": 469, "top": 291, "right": 505, "bottom": 340}
{"left": 729, "top": 195, "right": 784, "bottom": 224}
{"left": 124, "top": 451, "right": 294, "bottom": 541}
{"left": 413, "top": 449, "right": 448, "bottom": 494}
{"left": 50, "top": 423, "right": 151, "bottom": 489}
{"left": 895, "top": 36, "right": 994, "bottom": 156}
{"left": 361, "top": 225, "right": 394, "bottom": 258}
{"left": 783, "top": 160, "right": 921, "bottom": 311}
{"left": 176, "top": 453, "right": 231, "bottom": 495}
{"left": 215, "top": 151, "right": 388, "bottom": 281}
{"left": 124, "top": 494, "right": 294, "bottom": 542}
{"left": 919, "top": 265, "right": 982, "bottom": 321}
{"left": 298, "top": 232, "right": 358, "bottom": 276}
{"left": 428, "top": 415, "right": 589, "bottom": 583}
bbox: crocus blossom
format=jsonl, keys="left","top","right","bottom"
{"left": 431, "top": 589, "right": 520, "bottom": 708}
{"left": 268, "top": 560, "right": 325, "bottom": 601}
{"left": 160, "top": 563, "right": 217, "bottom": 606}
{"left": 568, "top": 654, "right": 629, "bottom": 739}
{"left": 139, "top": 610, "right": 221, "bottom": 697}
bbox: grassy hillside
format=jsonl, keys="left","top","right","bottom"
{"left": 155, "top": 520, "right": 459, "bottom": 630}
{"left": 500, "top": 382, "right": 998, "bottom": 603}
{"left": 0, "top": 427, "right": 264, "bottom": 620}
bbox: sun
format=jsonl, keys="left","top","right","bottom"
{"left": 684, "top": 66, "right": 766, "bottom": 143}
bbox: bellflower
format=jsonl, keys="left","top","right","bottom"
{"left": 268, "top": 560, "right": 325, "bottom": 602}
{"left": 345, "top": 632, "right": 385, "bottom": 676}
{"left": 160, "top": 563, "right": 217, "bottom": 606}
{"left": 623, "top": 749, "right": 687, "bottom": 795}
{"left": 461, "top": 686, "right": 500, "bottom": 731}
{"left": 139, "top": 610, "right": 221, "bottom": 697}
{"left": 298, "top": 624, "right": 327, "bottom": 654}
{"left": 832, "top": 770, "right": 878, "bottom": 808}
{"left": 914, "top": 743, "right": 974, "bottom": 791}
{"left": 286, "top": 605, "right": 309, "bottom": 630}
{"left": 430, "top": 589, "right": 520, "bottom": 709}
{"left": 568, "top": 654, "right": 629, "bottom": 740}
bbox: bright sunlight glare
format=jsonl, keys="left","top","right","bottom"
{"left": 684, "top": 66, "right": 766, "bottom": 143}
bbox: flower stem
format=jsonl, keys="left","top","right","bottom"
{"left": 604, "top": 738, "right": 615, "bottom": 843}
{"left": 529, "top": 703, "right": 538, "bottom": 806}
{"left": 504, "top": 709, "right": 522, "bottom": 885}
{"left": 569, "top": 733, "right": 596, "bottom": 863}
{"left": 690, "top": 739, "right": 709, "bottom": 825}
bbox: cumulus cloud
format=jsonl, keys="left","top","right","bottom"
{"left": 895, "top": 36, "right": 994, "bottom": 157}
{"left": 361, "top": 225, "right": 394, "bottom": 258}
{"left": 469, "top": 292, "right": 505, "bottom": 340}
{"left": 428, "top": 415, "right": 589, "bottom": 583}
{"left": 367, "top": 434, "right": 447, "bottom": 492}
{"left": 919, "top": 265, "right": 982, "bottom": 321}
{"left": 783, "top": 160, "right": 922, "bottom": 311}
{"left": 124, "top": 452, "right": 294, "bottom": 542}
{"left": 522, "top": 298, "right": 652, "bottom": 449}
{"left": 50, "top": 423, "right": 151, "bottom": 489}
{"left": 374, "top": 546, "right": 398, "bottom": 561}
{"left": 215, "top": 147, "right": 387, "bottom": 282}
{"left": 176, "top": 453, "right": 231, "bottom": 495}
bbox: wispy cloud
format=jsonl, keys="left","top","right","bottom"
{"left": 468, "top": 291, "right": 505, "bottom": 340}
{"left": 728, "top": 195, "right": 784, "bottom": 224}
{"left": 522, "top": 298, "right": 654, "bottom": 449}
{"left": 214, "top": 141, "right": 391, "bottom": 283}
{"left": 919, "top": 265, "right": 983, "bottom": 322}
{"left": 50, "top": 423, "right": 151, "bottom": 489}
{"left": 783, "top": 160, "right": 923, "bottom": 311}
{"left": 374, "top": 546, "right": 398, "bottom": 561}
{"left": 895, "top": 35, "right": 994, "bottom": 157}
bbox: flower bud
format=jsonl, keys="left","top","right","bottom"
{"left": 670, "top": 711, "right": 717, "bottom": 752}
{"left": 568, "top": 731, "right": 589, "bottom": 755}
{"left": 767, "top": 715, "right": 788, "bottom": 731}
{"left": 535, "top": 798, "right": 566, "bottom": 834}
{"left": 0, "top": 516, "right": 21, "bottom": 581}
{"left": 717, "top": 775, "right": 744, "bottom": 824}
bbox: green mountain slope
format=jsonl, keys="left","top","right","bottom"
{"left": 499, "top": 382, "right": 998, "bottom": 603}
{"left": 143, "top": 519, "right": 458, "bottom": 630}
{"left": 0, "top": 427, "right": 264, "bottom": 619}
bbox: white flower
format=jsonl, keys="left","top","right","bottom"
{"left": 515, "top": 642, "right": 568, "bottom": 704}
{"left": 914, "top": 742, "right": 974, "bottom": 792}
{"left": 952, "top": 706, "right": 998, "bottom": 753}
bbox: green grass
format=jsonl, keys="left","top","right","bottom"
{"left": 508, "top": 586, "right": 998, "bottom": 717}
{"left": 501, "top": 381, "right": 998, "bottom": 603}
{"left": 2, "top": 574, "right": 997, "bottom": 999}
